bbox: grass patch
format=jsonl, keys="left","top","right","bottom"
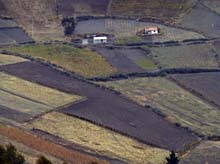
{"left": 30, "top": 112, "right": 169, "bottom": 164}
{"left": 135, "top": 59, "right": 158, "bottom": 70}
{"left": 0, "top": 72, "right": 81, "bottom": 115}
{"left": 114, "top": 36, "right": 142, "bottom": 44}
{"left": 1, "top": 44, "right": 117, "bottom": 78}
{"left": 98, "top": 77, "right": 220, "bottom": 137}
{"left": 0, "top": 54, "right": 27, "bottom": 65}
{"left": 150, "top": 44, "right": 219, "bottom": 69}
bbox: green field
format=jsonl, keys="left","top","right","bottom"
{"left": 30, "top": 112, "right": 169, "bottom": 164}
{"left": 98, "top": 77, "right": 220, "bottom": 137}
{"left": 0, "top": 72, "right": 82, "bottom": 115}
{"left": 0, "top": 54, "right": 27, "bottom": 65}
{"left": 1, "top": 44, "right": 117, "bottom": 78}
{"left": 149, "top": 44, "right": 219, "bottom": 69}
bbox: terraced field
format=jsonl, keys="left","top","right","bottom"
{"left": 0, "top": 61, "right": 197, "bottom": 151}
{"left": 180, "top": 141, "right": 220, "bottom": 164}
{"left": 0, "top": 72, "right": 81, "bottom": 121}
{"left": 98, "top": 77, "right": 220, "bottom": 137}
{"left": 0, "top": 54, "right": 27, "bottom": 65}
{"left": 149, "top": 43, "right": 219, "bottom": 69}
{"left": 30, "top": 112, "right": 169, "bottom": 164}
{"left": 1, "top": 44, "right": 117, "bottom": 78}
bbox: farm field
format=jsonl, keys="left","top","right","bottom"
{"left": 0, "top": 53, "right": 27, "bottom": 65}
{"left": 1, "top": 44, "right": 117, "bottom": 78}
{"left": 176, "top": 3, "right": 220, "bottom": 38}
{"left": 58, "top": 0, "right": 110, "bottom": 16}
{"left": 109, "top": 0, "right": 197, "bottom": 21}
{"left": 0, "top": 18, "right": 18, "bottom": 28}
{"left": 202, "top": 0, "right": 220, "bottom": 14}
{"left": 98, "top": 77, "right": 220, "bottom": 137}
{"left": 74, "top": 18, "right": 204, "bottom": 42}
{"left": 0, "top": 134, "right": 64, "bottom": 164}
{"left": 95, "top": 47, "right": 157, "bottom": 73}
{"left": 0, "top": 72, "right": 81, "bottom": 120}
{"left": 171, "top": 72, "right": 220, "bottom": 107}
{"left": 30, "top": 112, "right": 169, "bottom": 164}
{"left": 180, "top": 141, "right": 220, "bottom": 164}
{"left": 0, "top": 124, "right": 106, "bottom": 164}
{"left": 149, "top": 43, "right": 219, "bottom": 69}
{"left": 0, "top": 61, "right": 197, "bottom": 151}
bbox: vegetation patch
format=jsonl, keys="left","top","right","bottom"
{"left": 1, "top": 44, "right": 117, "bottom": 78}
{"left": 0, "top": 54, "right": 27, "bottom": 65}
{"left": 135, "top": 59, "right": 158, "bottom": 70}
{"left": 149, "top": 44, "right": 219, "bottom": 69}
{"left": 98, "top": 77, "right": 220, "bottom": 137}
{"left": 30, "top": 112, "right": 169, "bottom": 164}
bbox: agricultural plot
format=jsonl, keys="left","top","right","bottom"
{"left": 109, "top": 0, "right": 197, "bottom": 21}
{"left": 177, "top": 3, "right": 220, "bottom": 38}
{"left": 58, "top": 0, "right": 110, "bottom": 16}
{"left": 0, "top": 61, "right": 198, "bottom": 151}
{"left": 98, "top": 77, "right": 220, "bottom": 137}
{"left": 30, "top": 112, "right": 169, "bottom": 164}
{"left": 0, "top": 54, "right": 27, "bottom": 65}
{"left": 0, "top": 18, "right": 18, "bottom": 28}
{"left": 202, "top": 0, "right": 220, "bottom": 14}
{"left": 74, "top": 18, "right": 204, "bottom": 42}
{"left": 0, "top": 125, "right": 106, "bottom": 164}
{"left": 95, "top": 47, "right": 157, "bottom": 73}
{"left": 1, "top": 44, "right": 117, "bottom": 78}
{"left": 0, "top": 72, "right": 81, "bottom": 121}
{"left": 180, "top": 141, "right": 220, "bottom": 164}
{"left": 149, "top": 44, "right": 219, "bottom": 69}
{"left": 0, "top": 134, "right": 64, "bottom": 164}
{"left": 171, "top": 72, "right": 220, "bottom": 107}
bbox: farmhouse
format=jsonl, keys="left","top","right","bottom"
{"left": 144, "top": 27, "right": 159, "bottom": 35}
{"left": 93, "top": 36, "right": 108, "bottom": 44}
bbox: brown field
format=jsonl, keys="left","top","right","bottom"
{"left": 0, "top": 124, "right": 108, "bottom": 164}
{"left": 0, "top": 134, "right": 64, "bottom": 164}
{"left": 0, "top": 54, "right": 27, "bottom": 65}
{"left": 30, "top": 112, "right": 169, "bottom": 164}
{"left": 1, "top": 44, "right": 117, "bottom": 78}
{"left": 180, "top": 141, "right": 220, "bottom": 164}
{"left": 109, "top": 0, "right": 197, "bottom": 21}
{"left": 98, "top": 77, "right": 220, "bottom": 137}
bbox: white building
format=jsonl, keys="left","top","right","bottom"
{"left": 82, "top": 39, "right": 89, "bottom": 45}
{"left": 144, "top": 27, "right": 159, "bottom": 35}
{"left": 93, "top": 36, "right": 108, "bottom": 44}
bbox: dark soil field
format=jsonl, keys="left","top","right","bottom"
{"left": 58, "top": 0, "right": 110, "bottom": 16}
{"left": 177, "top": 3, "right": 220, "bottom": 38}
{"left": 180, "top": 141, "right": 220, "bottom": 164}
{"left": 0, "top": 61, "right": 197, "bottom": 151}
{"left": 0, "top": 105, "right": 31, "bottom": 122}
{"left": 171, "top": 72, "right": 220, "bottom": 107}
{"left": 94, "top": 48, "right": 147, "bottom": 73}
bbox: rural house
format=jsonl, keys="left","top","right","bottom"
{"left": 144, "top": 27, "right": 159, "bottom": 35}
{"left": 93, "top": 36, "right": 108, "bottom": 44}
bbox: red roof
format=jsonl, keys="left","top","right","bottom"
{"left": 145, "top": 27, "right": 158, "bottom": 31}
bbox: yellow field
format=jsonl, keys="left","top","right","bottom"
{"left": 0, "top": 72, "right": 82, "bottom": 108}
{"left": 29, "top": 112, "right": 169, "bottom": 164}
{"left": 0, "top": 54, "right": 27, "bottom": 65}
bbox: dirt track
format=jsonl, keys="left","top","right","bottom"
{"left": 0, "top": 61, "right": 197, "bottom": 151}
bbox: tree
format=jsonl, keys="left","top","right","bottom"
{"left": 2, "top": 144, "right": 25, "bottom": 164}
{"left": 166, "top": 151, "right": 179, "bottom": 164}
{"left": 61, "top": 17, "right": 75, "bottom": 35}
{"left": 36, "top": 156, "right": 52, "bottom": 164}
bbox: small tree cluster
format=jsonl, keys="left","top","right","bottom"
{"left": 61, "top": 17, "right": 75, "bottom": 36}
{"left": 166, "top": 151, "right": 179, "bottom": 164}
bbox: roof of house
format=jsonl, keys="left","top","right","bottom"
{"left": 93, "top": 36, "right": 108, "bottom": 40}
{"left": 145, "top": 27, "right": 158, "bottom": 31}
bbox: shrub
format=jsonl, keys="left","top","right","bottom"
{"left": 36, "top": 156, "right": 52, "bottom": 164}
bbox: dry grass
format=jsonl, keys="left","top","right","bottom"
{"left": 30, "top": 112, "right": 169, "bottom": 164}
{"left": 98, "top": 77, "right": 220, "bottom": 137}
{"left": 1, "top": 44, "right": 117, "bottom": 78}
{"left": 0, "top": 54, "right": 27, "bottom": 65}
{"left": 0, "top": 72, "right": 81, "bottom": 108}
